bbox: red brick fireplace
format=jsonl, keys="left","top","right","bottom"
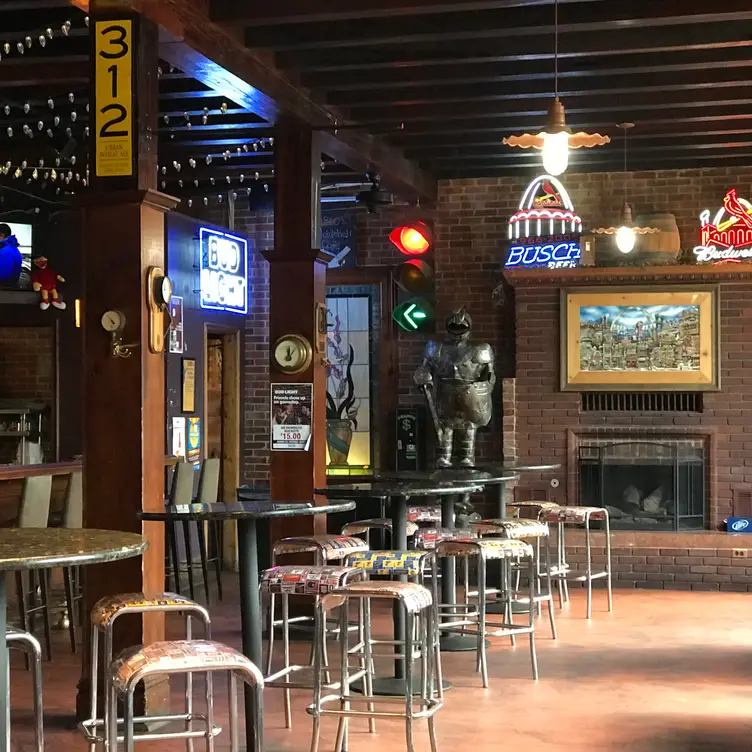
{"left": 503, "top": 263, "right": 752, "bottom": 591}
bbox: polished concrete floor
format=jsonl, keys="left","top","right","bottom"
{"left": 9, "top": 578, "right": 752, "bottom": 751}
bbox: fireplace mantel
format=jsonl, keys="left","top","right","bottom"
{"left": 504, "top": 263, "right": 752, "bottom": 287}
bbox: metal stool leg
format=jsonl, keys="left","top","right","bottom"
{"left": 37, "top": 571, "right": 53, "bottom": 662}
{"left": 196, "top": 521, "right": 212, "bottom": 605}
{"left": 478, "top": 555, "right": 489, "bottom": 688}
{"left": 605, "top": 511, "right": 613, "bottom": 613}
{"left": 528, "top": 555, "right": 538, "bottom": 680}
{"left": 228, "top": 672, "right": 239, "bottom": 752}
{"left": 334, "top": 605, "right": 349, "bottom": 752}
{"left": 182, "top": 520, "right": 197, "bottom": 602}
{"left": 404, "top": 609, "right": 415, "bottom": 752}
{"left": 265, "top": 592, "right": 276, "bottom": 676}
{"left": 63, "top": 567, "right": 77, "bottom": 653}
{"left": 544, "top": 538, "right": 557, "bottom": 640}
{"left": 282, "top": 595, "right": 292, "bottom": 729}
{"left": 87, "top": 625, "right": 99, "bottom": 752}
{"left": 585, "top": 517, "right": 593, "bottom": 619}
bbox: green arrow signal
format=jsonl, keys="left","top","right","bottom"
{"left": 393, "top": 299, "right": 434, "bottom": 332}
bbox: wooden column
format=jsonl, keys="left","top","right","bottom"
{"left": 77, "top": 3, "right": 176, "bottom": 717}
{"left": 264, "top": 115, "right": 329, "bottom": 535}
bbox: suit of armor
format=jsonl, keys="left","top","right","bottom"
{"left": 414, "top": 308, "right": 495, "bottom": 468}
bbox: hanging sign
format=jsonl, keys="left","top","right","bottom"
{"left": 199, "top": 227, "right": 249, "bottom": 314}
{"left": 271, "top": 383, "right": 313, "bottom": 451}
{"left": 94, "top": 20, "right": 134, "bottom": 177}
{"left": 505, "top": 174, "right": 582, "bottom": 270}
{"left": 694, "top": 188, "right": 752, "bottom": 264}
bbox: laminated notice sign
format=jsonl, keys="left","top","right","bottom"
{"left": 271, "top": 383, "right": 312, "bottom": 451}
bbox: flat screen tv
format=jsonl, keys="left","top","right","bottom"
{"left": 0, "top": 223, "right": 33, "bottom": 290}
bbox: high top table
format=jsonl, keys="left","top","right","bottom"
{"left": 140, "top": 500, "right": 356, "bottom": 751}
{"left": 315, "top": 480, "right": 483, "bottom": 693}
{"left": 0, "top": 528, "right": 148, "bottom": 752}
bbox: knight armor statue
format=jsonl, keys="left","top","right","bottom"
{"left": 414, "top": 307, "right": 495, "bottom": 468}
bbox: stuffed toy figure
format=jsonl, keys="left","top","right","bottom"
{"left": 31, "top": 256, "right": 66, "bottom": 310}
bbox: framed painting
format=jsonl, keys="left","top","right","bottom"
{"left": 560, "top": 286, "right": 720, "bottom": 392}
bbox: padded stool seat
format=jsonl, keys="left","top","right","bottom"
{"left": 475, "top": 518, "right": 550, "bottom": 539}
{"left": 345, "top": 550, "right": 435, "bottom": 578}
{"left": 261, "top": 565, "right": 362, "bottom": 596}
{"left": 272, "top": 534, "right": 368, "bottom": 563}
{"left": 341, "top": 518, "right": 419, "bottom": 537}
{"left": 438, "top": 538, "right": 534, "bottom": 559}
{"left": 91, "top": 592, "right": 206, "bottom": 626}
{"left": 407, "top": 505, "right": 442, "bottom": 524}
{"left": 540, "top": 506, "right": 607, "bottom": 524}
{"left": 414, "top": 527, "right": 477, "bottom": 550}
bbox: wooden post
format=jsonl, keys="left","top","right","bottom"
{"left": 264, "top": 115, "right": 330, "bottom": 536}
{"left": 77, "top": 3, "right": 176, "bottom": 717}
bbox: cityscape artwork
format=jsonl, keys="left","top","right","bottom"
{"left": 578, "top": 305, "right": 701, "bottom": 372}
{"left": 561, "top": 287, "right": 719, "bottom": 392}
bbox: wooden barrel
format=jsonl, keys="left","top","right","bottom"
{"left": 634, "top": 212, "right": 681, "bottom": 263}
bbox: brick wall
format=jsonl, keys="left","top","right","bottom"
{"left": 0, "top": 326, "right": 55, "bottom": 403}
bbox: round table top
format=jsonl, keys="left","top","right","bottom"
{"left": 140, "top": 500, "right": 356, "bottom": 521}
{"left": 314, "top": 480, "right": 484, "bottom": 499}
{"left": 373, "top": 469, "right": 519, "bottom": 485}
{"left": 475, "top": 463, "right": 561, "bottom": 474}
{"left": 0, "top": 528, "right": 147, "bottom": 571}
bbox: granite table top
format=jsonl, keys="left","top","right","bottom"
{"left": 314, "top": 480, "right": 485, "bottom": 499}
{"left": 140, "top": 500, "right": 356, "bottom": 521}
{"left": 0, "top": 528, "right": 147, "bottom": 571}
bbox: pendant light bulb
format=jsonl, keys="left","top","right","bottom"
{"left": 542, "top": 131, "right": 569, "bottom": 176}
{"left": 615, "top": 225, "right": 636, "bottom": 254}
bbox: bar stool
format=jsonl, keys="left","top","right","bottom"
{"left": 308, "top": 580, "right": 442, "bottom": 752}
{"left": 341, "top": 518, "right": 419, "bottom": 548}
{"left": 540, "top": 506, "right": 613, "bottom": 619}
{"left": 436, "top": 538, "right": 538, "bottom": 685}
{"left": 345, "top": 550, "right": 437, "bottom": 589}
{"left": 108, "top": 639, "right": 264, "bottom": 752}
{"left": 413, "top": 527, "right": 478, "bottom": 603}
{"left": 195, "top": 457, "right": 223, "bottom": 603}
{"left": 506, "top": 500, "right": 568, "bottom": 607}
{"left": 166, "top": 460, "right": 196, "bottom": 597}
{"left": 260, "top": 564, "right": 366, "bottom": 728}
{"left": 14, "top": 474, "right": 53, "bottom": 661}
{"left": 79, "top": 592, "right": 211, "bottom": 750}
{"left": 472, "top": 518, "right": 557, "bottom": 638}
{"left": 6, "top": 627, "right": 43, "bottom": 752}
{"left": 272, "top": 534, "right": 369, "bottom": 567}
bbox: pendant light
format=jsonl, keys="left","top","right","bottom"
{"left": 592, "top": 123, "right": 659, "bottom": 254}
{"left": 503, "top": 0, "right": 610, "bottom": 175}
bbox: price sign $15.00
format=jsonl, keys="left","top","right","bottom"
{"left": 94, "top": 20, "right": 134, "bottom": 178}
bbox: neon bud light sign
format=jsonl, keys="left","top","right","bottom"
{"left": 695, "top": 188, "right": 752, "bottom": 264}
{"left": 506, "top": 174, "right": 582, "bottom": 269}
{"left": 199, "top": 227, "right": 249, "bottom": 314}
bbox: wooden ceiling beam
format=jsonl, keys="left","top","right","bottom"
{"left": 244, "top": 2, "right": 752, "bottom": 51}
{"left": 343, "top": 86, "right": 752, "bottom": 124}
{"left": 210, "top": 0, "right": 602, "bottom": 25}
{"left": 0, "top": 57, "right": 89, "bottom": 87}
{"left": 315, "top": 46, "right": 752, "bottom": 92}
{"left": 335, "top": 68, "right": 752, "bottom": 109}
{"left": 72, "top": 0, "right": 436, "bottom": 200}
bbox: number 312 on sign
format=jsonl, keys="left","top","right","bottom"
{"left": 94, "top": 20, "right": 133, "bottom": 178}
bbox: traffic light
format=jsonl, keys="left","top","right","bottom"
{"left": 391, "top": 220, "right": 436, "bottom": 333}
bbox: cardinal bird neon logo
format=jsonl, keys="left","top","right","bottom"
{"left": 534, "top": 180, "right": 563, "bottom": 207}
{"left": 723, "top": 188, "right": 752, "bottom": 230}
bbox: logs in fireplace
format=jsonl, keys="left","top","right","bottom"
{"left": 578, "top": 439, "right": 706, "bottom": 530}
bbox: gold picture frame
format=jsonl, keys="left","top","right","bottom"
{"left": 560, "top": 286, "right": 720, "bottom": 392}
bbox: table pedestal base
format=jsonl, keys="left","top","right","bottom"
{"left": 352, "top": 675, "right": 452, "bottom": 696}
{"left": 440, "top": 633, "right": 491, "bottom": 652}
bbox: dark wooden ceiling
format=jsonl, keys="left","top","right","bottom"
{"left": 211, "top": 0, "right": 752, "bottom": 178}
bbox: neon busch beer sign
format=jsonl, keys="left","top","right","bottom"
{"left": 695, "top": 188, "right": 752, "bottom": 264}
{"left": 505, "top": 174, "right": 582, "bottom": 269}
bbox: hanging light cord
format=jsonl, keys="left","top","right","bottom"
{"left": 554, "top": 0, "right": 559, "bottom": 99}
{"left": 623, "top": 126, "right": 629, "bottom": 206}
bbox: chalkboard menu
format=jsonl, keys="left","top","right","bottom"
{"left": 321, "top": 210, "right": 357, "bottom": 268}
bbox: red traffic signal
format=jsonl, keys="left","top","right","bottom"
{"left": 389, "top": 221, "right": 433, "bottom": 256}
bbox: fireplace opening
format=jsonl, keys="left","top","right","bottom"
{"left": 579, "top": 440, "right": 706, "bottom": 530}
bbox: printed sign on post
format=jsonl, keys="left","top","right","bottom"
{"left": 94, "top": 20, "right": 134, "bottom": 177}
{"left": 271, "top": 383, "right": 313, "bottom": 451}
{"left": 187, "top": 417, "right": 201, "bottom": 463}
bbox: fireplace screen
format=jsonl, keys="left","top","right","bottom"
{"left": 579, "top": 440, "right": 706, "bottom": 530}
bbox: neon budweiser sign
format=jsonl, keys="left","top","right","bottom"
{"left": 695, "top": 188, "right": 752, "bottom": 264}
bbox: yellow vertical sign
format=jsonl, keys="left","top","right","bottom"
{"left": 94, "top": 20, "right": 134, "bottom": 177}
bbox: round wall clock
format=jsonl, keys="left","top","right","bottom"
{"left": 273, "top": 334, "right": 313, "bottom": 375}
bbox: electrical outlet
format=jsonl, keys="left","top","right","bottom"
{"left": 733, "top": 548, "right": 748, "bottom": 558}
